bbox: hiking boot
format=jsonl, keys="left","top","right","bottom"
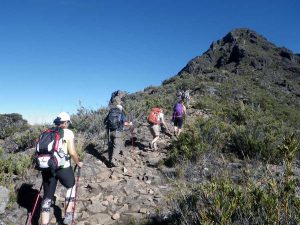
{"left": 63, "top": 212, "right": 73, "bottom": 225}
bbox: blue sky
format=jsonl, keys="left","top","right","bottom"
{"left": 0, "top": 0, "right": 299, "bottom": 124}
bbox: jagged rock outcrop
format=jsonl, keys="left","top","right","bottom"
{"left": 180, "top": 28, "right": 300, "bottom": 76}
{"left": 177, "top": 28, "right": 300, "bottom": 107}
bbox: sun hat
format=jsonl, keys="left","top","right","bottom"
{"left": 54, "top": 112, "right": 71, "bottom": 125}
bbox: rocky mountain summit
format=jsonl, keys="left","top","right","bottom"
{"left": 1, "top": 28, "right": 300, "bottom": 225}
{"left": 177, "top": 28, "right": 300, "bottom": 102}
{"left": 181, "top": 28, "right": 300, "bottom": 75}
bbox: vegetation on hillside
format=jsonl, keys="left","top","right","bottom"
{"left": 1, "top": 28, "right": 300, "bottom": 223}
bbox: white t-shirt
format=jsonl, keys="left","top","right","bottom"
{"left": 158, "top": 112, "right": 164, "bottom": 123}
{"left": 60, "top": 128, "right": 74, "bottom": 168}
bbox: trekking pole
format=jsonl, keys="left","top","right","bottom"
{"left": 71, "top": 166, "right": 81, "bottom": 225}
{"left": 26, "top": 183, "right": 43, "bottom": 225}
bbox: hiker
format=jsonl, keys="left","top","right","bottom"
{"left": 176, "top": 89, "right": 183, "bottom": 100}
{"left": 148, "top": 107, "right": 169, "bottom": 150}
{"left": 172, "top": 99, "right": 186, "bottom": 137}
{"left": 40, "top": 112, "right": 83, "bottom": 225}
{"left": 183, "top": 89, "right": 190, "bottom": 107}
{"left": 104, "top": 104, "right": 132, "bottom": 167}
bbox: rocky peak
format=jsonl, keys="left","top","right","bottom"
{"left": 179, "top": 28, "right": 300, "bottom": 76}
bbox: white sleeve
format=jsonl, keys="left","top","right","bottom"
{"left": 159, "top": 113, "right": 164, "bottom": 122}
{"left": 63, "top": 129, "right": 74, "bottom": 141}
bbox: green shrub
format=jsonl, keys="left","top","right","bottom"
{"left": 71, "top": 106, "right": 108, "bottom": 134}
{"left": 160, "top": 134, "right": 300, "bottom": 225}
{"left": 166, "top": 124, "right": 208, "bottom": 166}
{"left": 227, "top": 110, "right": 294, "bottom": 163}
{"left": 0, "top": 113, "right": 29, "bottom": 139}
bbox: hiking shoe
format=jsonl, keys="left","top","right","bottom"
{"left": 63, "top": 212, "right": 73, "bottom": 225}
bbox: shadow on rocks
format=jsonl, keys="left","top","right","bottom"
{"left": 17, "top": 183, "right": 41, "bottom": 225}
{"left": 85, "top": 143, "right": 114, "bottom": 168}
{"left": 125, "top": 137, "right": 147, "bottom": 150}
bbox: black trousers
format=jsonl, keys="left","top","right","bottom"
{"left": 42, "top": 166, "right": 75, "bottom": 200}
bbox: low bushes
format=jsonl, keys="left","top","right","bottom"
{"left": 0, "top": 113, "right": 29, "bottom": 139}
{"left": 160, "top": 134, "right": 300, "bottom": 225}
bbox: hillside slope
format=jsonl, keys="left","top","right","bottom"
{"left": 1, "top": 28, "right": 300, "bottom": 225}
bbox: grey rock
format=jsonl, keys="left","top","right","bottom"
{"left": 0, "top": 186, "right": 10, "bottom": 214}
{"left": 87, "top": 202, "right": 107, "bottom": 213}
{"left": 89, "top": 213, "right": 113, "bottom": 224}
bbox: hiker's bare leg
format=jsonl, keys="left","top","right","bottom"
{"left": 174, "top": 126, "right": 178, "bottom": 136}
{"left": 41, "top": 198, "right": 51, "bottom": 224}
{"left": 151, "top": 135, "right": 159, "bottom": 150}
{"left": 65, "top": 185, "right": 76, "bottom": 215}
{"left": 149, "top": 124, "right": 160, "bottom": 150}
{"left": 177, "top": 128, "right": 182, "bottom": 136}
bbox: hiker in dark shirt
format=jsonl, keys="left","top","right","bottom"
{"left": 104, "top": 105, "right": 132, "bottom": 166}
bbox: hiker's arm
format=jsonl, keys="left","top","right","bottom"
{"left": 68, "top": 139, "right": 83, "bottom": 167}
{"left": 162, "top": 120, "right": 170, "bottom": 132}
{"left": 123, "top": 113, "right": 132, "bottom": 126}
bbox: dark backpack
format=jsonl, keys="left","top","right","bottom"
{"left": 106, "top": 108, "right": 122, "bottom": 131}
{"left": 35, "top": 128, "right": 66, "bottom": 171}
{"left": 173, "top": 103, "right": 184, "bottom": 118}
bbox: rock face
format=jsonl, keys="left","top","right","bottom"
{"left": 180, "top": 28, "right": 300, "bottom": 75}
{"left": 0, "top": 186, "right": 10, "bottom": 214}
{"left": 176, "top": 28, "right": 300, "bottom": 107}
{"left": 180, "top": 28, "right": 300, "bottom": 77}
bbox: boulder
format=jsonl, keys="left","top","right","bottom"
{"left": 0, "top": 186, "right": 10, "bottom": 214}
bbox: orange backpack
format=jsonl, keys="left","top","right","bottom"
{"left": 148, "top": 108, "right": 161, "bottom": 125}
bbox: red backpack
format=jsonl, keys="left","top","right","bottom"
{"left": 148, "top": 108, "right": 161, "bottom": 125}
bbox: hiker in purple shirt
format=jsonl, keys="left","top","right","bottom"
{"left": 172, "top": 99, "right": 187, "bottom": 137}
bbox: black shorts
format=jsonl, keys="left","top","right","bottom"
{"left": 174, "top": 117, "right": 183, "bottom": 129}
{"left": 42, "top": 166, "right": 75, "bottom": 200}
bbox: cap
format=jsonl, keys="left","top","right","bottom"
{"left": 116, "top": 105, "right": 123, "bottom": 111}
{"left": 57, "top": 112, "right": 71, "bottom": 122}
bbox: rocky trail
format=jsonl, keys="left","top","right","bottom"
{"left": 3, "top": 106, "right": 205, "bottom": 225}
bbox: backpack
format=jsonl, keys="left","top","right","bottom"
{"left": 35, "top": 128, "right": 66, "bottom": 171}
{"left": 173, "top": 103, "right": 184, "bottom": 118}
{"left": 106, "top": 108, "right": 122, "bottom": 131}
{"left": 148, "top": 108, "right": 161, "bottom": 125}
